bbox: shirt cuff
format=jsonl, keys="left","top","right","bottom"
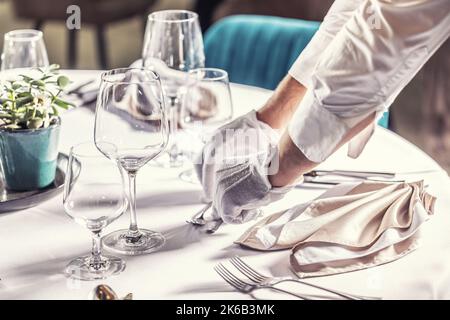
{"left": 288, "top": 59, "right": 313, "bottom": 90}
{"left": 288, "top": 91, "right": 350, "bottom": 163}
{"left": 288, "top": 31, "right": 328, "bottom": 89}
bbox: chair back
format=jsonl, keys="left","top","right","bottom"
{"left": 204, "top": 15, "right": 320, "bottom": 90}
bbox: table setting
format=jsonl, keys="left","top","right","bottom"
{"left": 1, "top": 10, "right": 450, "bottom": 301}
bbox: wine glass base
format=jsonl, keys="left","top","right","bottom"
{"left": 65, "top": 254, "right": 126, "bottom": 281}
{"left": 103, "top": 229, "right": 166, "bottom": 256}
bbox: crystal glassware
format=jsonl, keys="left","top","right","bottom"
{"left": 63, "top": 142, "right": 127, "bottom": 280}
{"left": 142, "top": 10, "right": 205, "bottom": 167}
{"left": 179, "top": 68, "right": 234, "bottom": 183}
{"left": 94, "top": 68, "right": 169, "bottom": 255}
{"left": 1, "top": 29, "right": 49, "bottom": 70}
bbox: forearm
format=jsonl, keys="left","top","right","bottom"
{"left": 270, "top": 112, "right": 376, "bottom": 187}
{"left": 257, "top": 75, "right": 306, "bottom": 130}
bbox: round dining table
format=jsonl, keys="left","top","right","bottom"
{"left": 0, "top": 70, "right": 449, "bottom": 300}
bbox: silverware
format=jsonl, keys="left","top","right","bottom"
{"left": 66, "top": 79, "right": 99, "bottom": 107}
{"left": 301, "top": 168, "right": 442, "bottom": 186}
{"left": 301, "top": 178, "right": 339, "bottom": 186}
{"left": 207, "top": 219, "right": 223, "bottom": 234}
{"left": 67, "top": 79, "right": 96, "bottom": 95}
{"left": 186, "top": 202, "right": 212, "bottom": 226}
{"left": 305, "top": 169, "right": 396, "bottom": 179}
{"left": 122, "top": 293, "right": 133, "bottom": 300}
{"left": 214, "top": 263, "right": 312, "bottom": 300}
{"left": 89, "top": 284, "right": 133, "bottom": 300}
{"left": 229, "top": 256, "right": 381, "bottom": 300}
{"left": 301, "top": 175, "right": 405, "bottom": 187}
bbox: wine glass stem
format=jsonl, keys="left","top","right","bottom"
{"left": 90, "top": 230, "right": 104, "bottom": 267}
{"left": 168, "top": 97, "right": 179, "bottom": 162}
{"left": 127, "top": 171, "right": 140, "bottom": 237}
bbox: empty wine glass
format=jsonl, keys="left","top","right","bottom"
{"left": 142, "top": 10, "right": 205, "bottom": 167}
{"left": 179, "top": 68, "right": 233, "bottom": 183}
{"left": 1, "top": 29, "right": 49, "bottom": 70}
{"left": 63, "top": 142, "right": 127, "bottom": 280}
{"left": 94, "top": 68, "right": 169, "bottom": 255}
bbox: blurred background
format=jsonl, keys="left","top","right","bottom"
{"left": 0, "top": 0, "right": 448, "bottom": 172}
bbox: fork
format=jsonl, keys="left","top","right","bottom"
{"left": 206, "top": 219, "right": 223, "bottom": 234}
{"left": 186, "top": 202, "right": 212, "bottom": 226}
{"left": 230, "top": 256, "right": 381, "bottom": 300}
{"left": 214, "top": 263, "right": 313, "bottom": 300}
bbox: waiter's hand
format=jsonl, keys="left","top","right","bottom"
{"left": 194, "top": 110, "right": 293, "bottom": 224}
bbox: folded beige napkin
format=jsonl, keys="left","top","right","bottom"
{"left": 236, "top": 181, "right": 436, "bottom": 278}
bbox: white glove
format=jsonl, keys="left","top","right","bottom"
{"left": 213, "top": 161, "right": 292, "bottom": 224}
{"left": 195, "top": 110, "right": 293, "bottom": 224}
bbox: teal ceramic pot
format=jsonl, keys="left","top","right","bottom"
{"left": 0, "top": 120, "right": 61, "bottom": 191}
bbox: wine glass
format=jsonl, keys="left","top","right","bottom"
{"left": 142, "top": 10, "right": 205, "bottom": 167}
{"left": 1, "top": 29, "right": 49, "bottom": 70}
{"left": 63, "top": 142, "right": 127, "bottom": 280}
{"left": 179, "top": 68, "right": 234, "bottom": 183}
{"left": 94, "top": 68, "right": 169, "bottom": 255}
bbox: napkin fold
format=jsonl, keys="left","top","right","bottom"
{"left": 236, "top": 181, "right": 435, "bottom": 278}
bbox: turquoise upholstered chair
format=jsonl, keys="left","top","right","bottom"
{"left": 204, "top": 15, "right": 389, "bottom": 128}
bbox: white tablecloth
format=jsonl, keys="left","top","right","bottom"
{"left": 0, "top": 70, "right": 449, "bottom": 300}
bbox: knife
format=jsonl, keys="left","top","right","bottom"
{"left": 305, "top": 169, "right": 396, "bottom": 179}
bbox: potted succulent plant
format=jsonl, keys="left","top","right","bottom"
{"left": 0, "top": 64, "right": 73, "bottom": 191}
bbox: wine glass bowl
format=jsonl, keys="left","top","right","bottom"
{"left": 94, "top": 68, "right": 169, "bottom": 255}
{"left": 95, "top": 68, "right": 169, "bottom": 172}
{"left": 179, "top": 68, "right": 234, "bottom": 183}
{"left": 143, "top": 10, "right": 204, "bottom": 72}
{"left": 181, "top": 68, "right": 233, "bottom": 134}
{"left": 1, "top": 29, "right": 49, "bottom": 70}
{"left": 142, "top": 10, "right": 205, "bottom": 168}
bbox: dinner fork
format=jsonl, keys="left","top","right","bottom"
{"left": 214, "top": 263, "right": 313, "bottom": 300}
{"left": 230, "top": 256, "right": 381, "bottom": 300}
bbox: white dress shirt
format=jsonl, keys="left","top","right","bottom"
{"left": 288, "top": 0, "right": 450, "bottom": 163}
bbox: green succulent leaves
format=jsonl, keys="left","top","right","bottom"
{"left": 0, "top": 65, "right": 73, "bottom": 130}
{"left": 57, "top": 76, "right": 70, "bottom": 89}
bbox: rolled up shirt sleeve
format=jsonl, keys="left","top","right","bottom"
{"left": 289, "top": 0, "right": 364, "bottom": 88}
{"left": 288, "top": 0, "right": 450, "bottom": 163}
